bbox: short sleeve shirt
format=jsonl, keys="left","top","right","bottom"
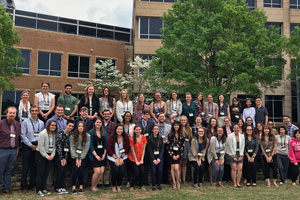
{"left": 57, "top": 95, "right": 78, "bottom": 116}
{"left": 128, "top": 135, "right": 147, "bottom": 162}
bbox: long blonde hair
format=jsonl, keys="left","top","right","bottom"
{"left": 180, "top": 115, "right": 193, "bottom": 139}
{"left": 119, "top": 89, "right": 129, "bottom": 102}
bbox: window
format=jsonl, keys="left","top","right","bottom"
{"left": 97, "top": 29, "right": 114, "bottom": 39}
{"left": 58, "top": 23, "right": 77, "bottom": 34}
{"left": 265, "top": 58, "right": 283, "bottom": 80}
{"left": 68, "top": 55, "right": 90, "bottom": 78}
{"left": 291, "top": 0, "right": 300, "bottom": 9}
{"left": 264, "top": 0, "right": 281, "bottom": 7}
{"left": 290, "top": 24, "right": 300, "bottom": 36}
{"left": 18, "top": 49, "right": 31, "bottom": 74}
{"left": 79, "top": 26, "right": 96, "bottom": 37}
{"left": 37, "top": 20, "right": 57, "bottom": 31}
{"left": 265, "top": 95, "right": 283, "bottom": 122}
{"left": 15, "top": 16, "right": 36, "bottom": 28}
{"left": 38, "top": 51, "right": 62, "bottom": 76}
{"left": 115, "top": 32, "right": 131, "bottom": 42}
{"left": 265, "top": 23, "right": 282, "bottom": 35}
{"left": 139, "top": 17, "right": 164, "bottom": 39}
{"left": 246, "top": 0, "right": 255, "bottom": 10}
{"left": 237, "top": 95, "right": 256, "bottom": 110}
{"left": 136, "top": 55, "right": 154, "bottom": 75}
{"left": 95, "top": 58, "right": 116, "bottom": 80}
{"left": 1, "top": 91, "right": 22, "bottom": 119}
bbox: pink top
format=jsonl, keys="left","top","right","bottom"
{"left": 288, "top": 138, "right": 300, "bottom": 164}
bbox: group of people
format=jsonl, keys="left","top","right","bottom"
{"left": 0, "top": 82, "right": 300, "bottom": 196}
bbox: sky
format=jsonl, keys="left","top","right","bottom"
{"left": 14, "top": 0, "right": 134, "bottom": 28}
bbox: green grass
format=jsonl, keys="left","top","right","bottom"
{"left": 3, "top": 181, "right": 300, "bottom": 200}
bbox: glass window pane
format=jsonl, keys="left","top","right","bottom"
{"left": 2, "top": 91, "right": 15, "bottom": 116}
{"left": 37, "top": 70, "right": 49, "bottom": 75}
{"left": 68, "top": 72, "right": 78, "bottom": 77}
{"left": 15, "top": 16, "right": 36, "bottom": 28}
{"left": 149, "top": 18, "right": 163, "bottom": 34}
{"left": 50, "top": 53, "right": 61, "bottom": 71}
{"left": 18, "top": 49, "right": 30, "bottom": 74}
{"left": 79, "top": 57, "right": 89, "bottom": 73}
{"left": 37, "top": 20, "right": 57, "bottom": 31}
{"left": 50, "top": 71, "right": 61, "bottom": 76}
{"left": 37, "top": 13, "right": 57, "bottom": 21}
{"left": 38, "top": 52, "right": 49, "bottom": 70}
{"left": 15, "top": 10, "right": 36, "bottom": 17}
{"left": 68, "top": 55, "right": 79, "bottom": 72}
{"left": 79, "top": 73, "right": 89, "bottom": 78}
{"left": 59, "top": 17, "right": 77, "bottom": 24}
{"left": 115, "top": 32, "right": 130, "bottom": 42}
{"left": 97, "top": 29, "right": 114, "bottom": 39}
{"left": 79, "top": 26, "right": 96, "bottom": 37}
{"left": 140, "top": 18, "right": 149, "bottom": 34}
{"left": 58, "top": 23, "right": 77, "bottom": 34}
{"left": 79, "top": 21, "right": 96, "bottom": 27}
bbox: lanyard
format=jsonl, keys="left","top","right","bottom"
{"left": 30, "top": 118, "right": 40, "bottom": 132}
{"left": 208, "top": 103, "right": 213, "bottom": 113}
{"left": 280, "top": 135, "right": 286, "bottom": 147}
{"left": 48, "top": 133, "right": 53, "bottom": 147}
{"left": 6, "top": 119, "right": 16, "bottom": 133}
{"left": 43, "top": 93, "right": 49, "bottom": 104}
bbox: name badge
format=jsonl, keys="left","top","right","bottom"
{"left": 44, "top": 104, "right": 49, "bottom": 110}
{"left": 248, "top": 149, "right": 253, "bottom": 153}
{"left": 10, "top": 133, "right": 16, "bottom": 138}
{"left": 119, "top": 148, "right": 125, "bottom": 154}
{"left": 185, "top": 138, "right": 189, "bottom": 142}
{"left": 154, "top": 151, "right": 159, "bottom": 155}
{"left": 76, "top": 149, "right": 82, "bottom": 154}
{"left": 235, "top": 115, "right": 240, "bottom": 119}
{"left": 236, "top": 148, "right": 240, "bottom": 152}
{"left": 198, "top": 153, "right": 203, "bottom": 157}
{"left": 34, "top": 132, "right": 39, "bottom": 137}
{"left": 65, "top": 107, "right": 71, "bottom": 111}
{"left": 189, "top": 113, "right": 194, "bottom": 117}
{"left": 220, "top": 112, "right": 225, "bottom": 116}
{"left": 201, "top": 112, "right": 205, "bottom": 116}
{"left": 282, "top": 147, "right": 287, "bottom": 151}
{"left": 21, "top": 117, "right": 28, "bottom": 121}
{"left": 144, "top": 133, "right": 149, "bottom": 137}
{"left": 161, "top": 135, "right": 165, "bottom": 139}
{"left": 64, "top": 148, "right": 69, "bottom": 152}
{"left": 49, "top": 147, "right": 54, "bottom": 152}
{"left": 97, "top": 145, "right": 103, "bottom": 149}
{"left": 220, "top": 150, "right": 225, "bottom": 154}
{"left": 265, "top": 149, "right": 271, "bottom": 153}
{"left": 208, "top": 114, "right": 213, "bottom": 117}
{"left": 173, "top": 146, "right": 179, "bottom": 151}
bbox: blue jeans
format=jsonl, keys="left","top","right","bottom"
{"left": 0, "top": 149, "right": 17, "bottom": 192}
{"left": 211, "top": 159, "right": 224, "bottom": 183}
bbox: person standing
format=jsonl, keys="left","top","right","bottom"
{"left": 15, "top": 90, "right": 31, "bottom": 122}
{"left": 276, "top": 126, "right": 290, "bottom": 184}
{"left": 289, "top": 130, "right": 300, "bottom": 186}
{"left": 150, "top": 92, "right": 167, "bottom": 124}
{"left": 46, "top": 105, "right": 67, "bottom": 132}
{"left": 102, "top": 110, "right": 116, "bottom": 136}
{"left": 134, "top": 93, "right": 149, "bottom": 122}
{"left": 36, "top": 120, "right": 57, "bottom": 196}
{"left": 57, "top": 84, "right": 78, "bottom": 120}
{"left": 242, "top": 98, "right": 256, "bottom": 127}
{"left": 217, "top": 94, "right": 230, "bottom": 128}
{"left": 283, "top": 115, "right": 298, "bottom": 137}
{"left": 78, "top": 86, "right": 99, "bottom": 121}
{"left": 255, "top": 97, "right": 268, "bottom": 126}
{"left": 193, "top": 92, "right": 206, "bottom": 123}
{"left": 182, "top": 93, "right": 196, "bottom": 127}
{"left": 20, "top": 105, "right": 44, "bottom": 193}
{"left": 34, "top": 82, "right": 55, "bottom": 123}
{"left": 116, "top": 89, "right": 133, "bottom": 123}
{"left": 54, "top": 120, "right": 74, "bottom": 194}
{"left": 205, "top": 94, "right": 218, "bottom": 124}
{"left": 75, "top": 107, "right": 93, "bottom": 132}
{"left": 166, "top": 91, "right": 182, "bottom": 124}
{"left": 230, "top": 97, "right": 242, "bottom": 125}
{"left": 0, "top": 107, "right": 21, "bottom": 195}
{"left": 99, "top": 87, "right": 116, "bottom": 119}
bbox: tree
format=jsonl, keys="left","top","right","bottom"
{"left": 0, "top": 5, "right": 22, "bottom": 92}
{"left": 152, "top": 0, "right": 286, "bottom": 97}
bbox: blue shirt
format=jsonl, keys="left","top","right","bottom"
{"left": 21, "top": 117, "right": 44, "bottom": 147}
{"left": 46, "top": 115, "right": 67, "bottom": 132}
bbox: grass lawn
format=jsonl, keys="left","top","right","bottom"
{"left": 3, "top": 181, "right": 300, "bottom": 200}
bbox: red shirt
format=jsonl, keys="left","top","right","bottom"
{"left": 128, "top": 135, "right": 147, "bottom": 162}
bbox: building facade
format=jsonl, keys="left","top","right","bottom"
{"left": 133, "top": 0, "right": 300, "bottom": 122}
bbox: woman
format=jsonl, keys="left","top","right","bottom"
{"left": 207, "top": 127, "right": 226, "bottom": 188}
{"left": 289, "top": 130, "right": 300, "bottom": 186}
{"left": 15, "top": 90, "right": 31, "bottom": 122}
{"left": 116, "top": 89, "right": 133, "bottom": 123}
{"left": 230, "top": 97, "right": 242, "bottom": 125}
{"left": 107, "top": 124, "right": 130, "bottom": 192}
{"left": 70, "top": 121, "right": 91, "bottom": 194}
{"left": 167, "top": 121, "right": 185, "bottom": 189}
{"left": 128, "top": 125, "right": 147, "bottom": 191}
{"left": 150, "top": 92, "right": 167, "bottom": 124}
{"left": 237, "top": 118, "right": 245, "bottom": 134}
{"left": 134, "top": 93, "right": 149, "bottom": 122}
{"left": 276, "top": 126, "right": 290, "bottom": 184}
{"left": 34, "top": 82, "right": 55, "bottom": 123}
{"left": 269, "top": 121, "right": 278, "bottom": 135}
{"left": 148, "top": 125, "right": 164, "bottom": 190}
{"left": 254, "top": 122, "right": 264, "bottom": 176}
{"left": 226, "top": 124, "right": 245, "bottom": 188}
{"left": 99, "top": 87, "right": 116, "bottom": 119}
{"left": 193, "top": 92, "right": 206, "bottom": 122}
{"left": 206, "top": 117, "right": 218, "bottom": 140}
{"left": 255, "top": 122, "right": 263, "bottom": 139}
{"left": 166, "top": 91, "right": 182, "bottom": 124}
{"left": 188, "top": 127, "right": 208, "bottom": 188}
{"left": 180, "top": 115, "right": 193, "bottom": 184}
{"left": 88, "top": 118, "right": 107, "bottom": 192}
{"left": 244, "top": 125, "right": 259, "bottom": 186}
{"left": 182, "top": 93, "right": 196, "bottom": 127}
{"left": 260, "top": 126, "right": 278, "bottom": 187}
{"left": 223, "top": 117, "right": 232, "bottom": 137}
{"left": 217, "top": 94, "right": 230, "bottom": 127}
{"left": 78, "top": 86, "right": 99, "bottom": 121}
{"left": 36, "top": 120, "right": 57, "bottom": 196}
{"left": 242, "top": 98, "right": 256, "bottom": 127}
{"left": 245, "top": 116, "right": 254, "bottom": 128}
{"left": 123, "top": 111, "right": 135, "bottom": 138}
{"left": 192, "top": 116, "right": 205, "bottom": 136}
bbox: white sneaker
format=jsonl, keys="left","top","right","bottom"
{"left": 62, "top": 188, "right": 69, "bottom": 194}
{"left": 42, "top": 190, "right": 51, "bottom": 195}
{"left": 37, "top": 191, "right": 45, "bottom": 197}
{"left": 279, "top": 182, "right": 283, "bottom": 185}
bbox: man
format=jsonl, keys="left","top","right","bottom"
{"left": 205, "top": 94, "right": 219, "bottom": 124}
{"left": 46, "top": 104, "right": 67, "bottom": 132}
{"left": 156, "top": 113, "right": 171, "bottom": 184}
{"left": 20, "top": 105, "right": 44, "bottom": 193}
{"left": 0, "top": 107, "right": 21, "bottom": 195}
{"left": 283, "top": 115, "right": 298, "bottom": 137}
{"left": 255, "top": 97, "right": 268, "bottom": 125}
{"left": 74, "top": 106, "right": 93, "bottom": 132}
{"left": 57, "top": 84, "right": 78, "bottom": 120}
{"left": 136, "top": 110, "right": 154, "bottom": 185}
{"left": 102, "top": 110, "right": 116, "bottom": 136}
{"left": 54, "top": 120, "right": 74, "bottom": 194}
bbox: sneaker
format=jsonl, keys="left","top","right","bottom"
{"left": 157, "top": 186, "right": 162, "bottom": 190}
{"left": 37, "top": 191, "right": 45, "bottom": 197}
{"left": 279, "top": 182, "right": 283, "bottom": 185}
{"left": 56, "top": 188, "right": 63, "bottom": 195}
{"left": 78, "top": 189, "right": 84, "bottom": 194}
{"left": 72, "top": 189, "right": 77, "bottom": 194}
{"left": 42, "top": 190, "right": 51, "bottom": 195}
{"left": 61, "top": 188, "right": 69, "bottom": 194}
{"left": 152, "top": 187, "right": 156, "bottom": 191}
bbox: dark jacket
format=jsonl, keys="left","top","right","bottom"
{"left": 107, "top": 134, "right": 130, "bottom": 157}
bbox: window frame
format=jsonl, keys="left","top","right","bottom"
{"left": 68, "top": 55, "right": 90, "bottom": 79}
{"left": 37, "top": 51, "right": 62, "bottom": 77}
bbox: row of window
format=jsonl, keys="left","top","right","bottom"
{"left": 18, "top": 49, "right": 116, "bottom": 79}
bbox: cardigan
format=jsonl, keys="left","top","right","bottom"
{"left": 78, "top": 95, "right": 100, "bottom": 116}
{"left": 226, "top": 132, "right": 245, "bottom": 156}
{"left": 188, "top": 137, "right": 209, "bottom": 162}
{"left": 88, "top": 130, "right": 107, "bottom": 161}
{"left": 37, "top": 129, "right": 56, "bottom": 159}
{"left": 207, "top": 136, "right": 226, "bottom": 164}
{"left": 70, "top": 134, "right": 90, "bottom": 160}
{"left": 107, "top": 134, "right": 130, "bottom": 157}
{"left": 166, "top": 99, "right": 182, "bottom": 123}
